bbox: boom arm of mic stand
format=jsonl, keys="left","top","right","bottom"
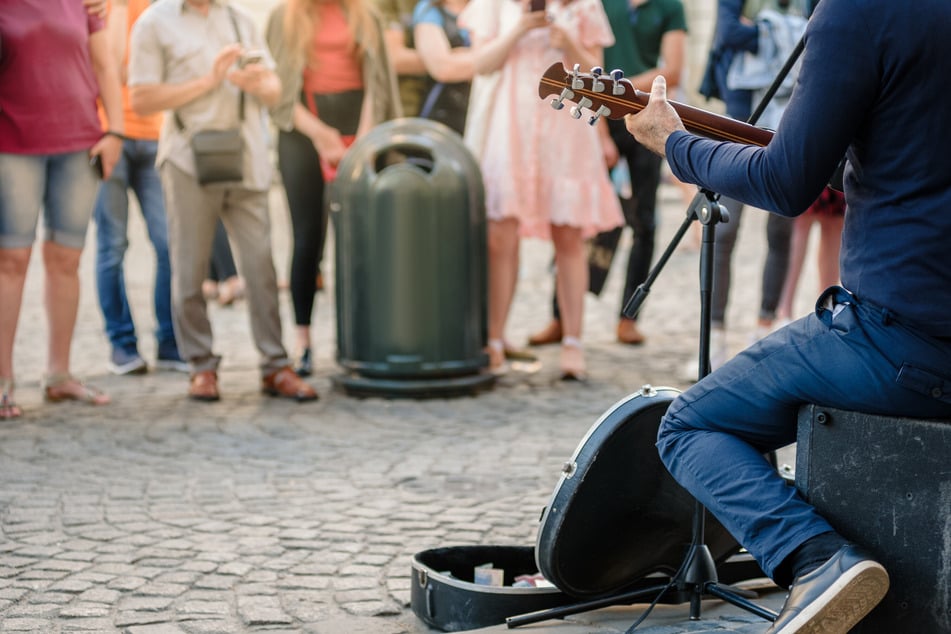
{"left": 622, "top": 190, "right": 727, "bottom": 320}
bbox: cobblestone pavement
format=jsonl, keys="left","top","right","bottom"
{"left": 0, "top": 175, "right": 820, "bottom": 633}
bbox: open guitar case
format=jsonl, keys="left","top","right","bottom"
{"left": 411, "top": 385, "right": 766, "bottom": 631}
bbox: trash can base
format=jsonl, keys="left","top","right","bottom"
{"left": 331, "top": 371, "right": 496, "bottom": 399}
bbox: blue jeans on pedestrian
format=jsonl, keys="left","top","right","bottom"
{"left": 94, "top": 139, "right": 175, "bottom": 354}
{"left": 657, "top": 286, "right": 951, "bottom": 583}
{"left": 0, "top": 150, "right": 99, "bottom": 249}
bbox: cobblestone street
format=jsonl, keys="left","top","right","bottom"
{"left": 0, "top": 170, "right": 816, "bottom": 633}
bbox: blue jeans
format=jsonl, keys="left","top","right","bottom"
{"left": 93, "top": 139, "right": 175, "bottom": 352}
{"left": 0, "top": 151, "right": 99, "bottom": 249}
{"left": 657, "top": 286, "right": 951, "bottom": 582}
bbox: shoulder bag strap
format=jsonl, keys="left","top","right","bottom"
{"left": 175, "top": 4, "right": 245, "bottom": 131}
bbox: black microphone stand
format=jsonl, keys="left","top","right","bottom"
{"left": 616, "top": 26, "right": 813, "bottom": 631}
{"left": 509, "top": 11, "right": 816, "bottom": 632}
{"left": 623, "top": 190, "right": 779, "bottom": 625}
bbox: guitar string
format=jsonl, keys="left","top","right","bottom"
{"left": 540, "top": 77, "right": 771, "bottom": 147}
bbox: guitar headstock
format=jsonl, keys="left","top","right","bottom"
{"left": 538, "top": 63, "right": 640, "bottom": 125}
{"left": 539, "top": 62, "right": 775, "bottom": 147}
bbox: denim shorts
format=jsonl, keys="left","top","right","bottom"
{"left": 0, "top": 150, "right": 100, "bottom": 249}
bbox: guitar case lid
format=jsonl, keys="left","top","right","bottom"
{"left": 535, "top": 385, "right": 739, "bottom": 598}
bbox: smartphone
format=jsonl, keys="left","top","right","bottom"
{"left": 530, "top": 0, "right": 546, "bottom": 11}
{"left": 238, "top": 50, "right": 265, "bottom": 68}
{"left": 90, "top": 154, "right": 104, "bottom": 179}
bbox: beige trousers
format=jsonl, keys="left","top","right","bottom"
{"left": 160, "top": 163, "right": 289, "bottom": 375}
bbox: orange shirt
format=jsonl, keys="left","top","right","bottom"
{"left": 99, "top": 0, "right": 163, "bottom": 139}
{"left": 302, "top": 3, "right": 364, "bottom": 95}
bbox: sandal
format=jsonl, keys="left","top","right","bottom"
{"left": 503, "top": 341, "right": 538, "bottom": 362}
{"left": 1, "top": 378, "right": 22, "bottom": 420}
{"left": 486, "top": 339, "right": 509, "bottom": 376}
{"left": 42, "top": 373, "right": 110, "bottom": 406}
{"left": 560, "top": 337, "right": 588, "bottom": 382}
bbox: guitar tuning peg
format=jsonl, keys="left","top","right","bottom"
{"left": 610, "top": 68, "right": 626, "bottom": 96}
{"left": 587, "top": 104, "right": 611, "bottom": 126}
{"left": 550, "top": 87, "right": 574, "bottom": 111}
{"left": 570, "top": 96, "right": 593, "bottom": 119}
{"left": 570, "top": 63, "right": 584, "bottom": 90}
{"left": 590, "top": 66, "right": 605, "bottom": 93}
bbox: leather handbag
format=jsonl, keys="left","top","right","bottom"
{"left": 190, "top": 128, "right": 244, "bottom": 185}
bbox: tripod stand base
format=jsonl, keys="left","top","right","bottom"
{"left": 506, "top": 551, "right": 776, "bottom": 628}
{"left": 703, "top": 581, "right": 779, "bottom": 622}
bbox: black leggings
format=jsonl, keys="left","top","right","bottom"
{"left": 278, "top": 128, "right": 327, "bottom": 327}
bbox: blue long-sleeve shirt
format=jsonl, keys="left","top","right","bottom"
{"left": 667, "top": 0, "right": 951, "bottom": 337}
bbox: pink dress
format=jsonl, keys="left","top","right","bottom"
{"left": 459, "top": 0, "right": 624, "bottom": 240}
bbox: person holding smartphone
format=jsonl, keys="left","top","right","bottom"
{"left": 129, "top": 0, "right": 319, "bottom": 403}
{"left": 526, "top": 0, "right": 688, "bottom": 350}
{"left": 458, "top": 0, "right": 623, "bottom": 379}
{"left": 0, "top": 0, "right": 124, "bottom": 418}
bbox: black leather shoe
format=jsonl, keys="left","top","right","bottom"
{"left": 766, "top": 544, "right": 889, "bottom": 634}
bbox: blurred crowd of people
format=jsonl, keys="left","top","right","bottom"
{"left": 0, "top": 0, "right": 840, "bottom": 420}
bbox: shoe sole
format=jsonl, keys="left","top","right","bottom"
{"left": 617, "top": 337, "right": 645, "bottom": 345}
{"left": 109, "top": 359, "right": 148, "bottom": 375}
{"left": 771, "top": 561, "right": 889, "bottom": 634}
{"left": 188, "top": 393, "right": 220, "bottom": 402}
{"left": 527, "top": 338, "right": 561, "bottom": 347}
{"left": 155, "top": 360, "right": 190, "bottom": 373}
{"left": 261, "top": 388, "right": 318, "bottom": 402}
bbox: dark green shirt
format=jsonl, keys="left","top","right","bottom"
{"left": 602, "top": 0, "right": 688, "bottom": 76}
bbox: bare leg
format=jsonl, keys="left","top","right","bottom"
{"left": 43, "top": 241, "right": 81, "bottom": 376}
{"left": 42, "top": 241, "right": 109, "bottom": 403}
{"left": 777, "top": 214, "right": 814, "bottom": 321}
{"left": 552, "top": 224, "right": 587, "bottom": 378}
{"left": 487, "top": 218, "right": 520, "bottom": 368}
{"left": 295, "top": 324, "right": 310, "bottom": 355}
{"left": 816, "top": 213, "right": 844, "bottom": 289}
{"left": 0, "top": 247, "right": 32, "bottom": 399}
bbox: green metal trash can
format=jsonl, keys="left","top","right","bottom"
{"left": 328, "top": 118, "right": 494, "bottom": 397}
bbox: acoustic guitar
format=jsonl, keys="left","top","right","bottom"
{"left": 537, "top": 63, "right": 774, "bottom": 147}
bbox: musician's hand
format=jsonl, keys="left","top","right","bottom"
{"left": 624, "top": 75, "right": 685, "bottom": 158}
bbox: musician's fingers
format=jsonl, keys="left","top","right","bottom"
{"left": 650, "top": 75, "right": 667, "bottom": 104}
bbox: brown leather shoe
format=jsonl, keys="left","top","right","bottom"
{"left": 528, "top": 319, "right": 563, "bottom": 346}
{"left": 188, "top": 370, "right": 220, "bottom": 401}
{"left": 262, "top": 366, "right": 318, "bottom": 402}
{"left": 617, "top": 318, "right": 646, "bottom": 345}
